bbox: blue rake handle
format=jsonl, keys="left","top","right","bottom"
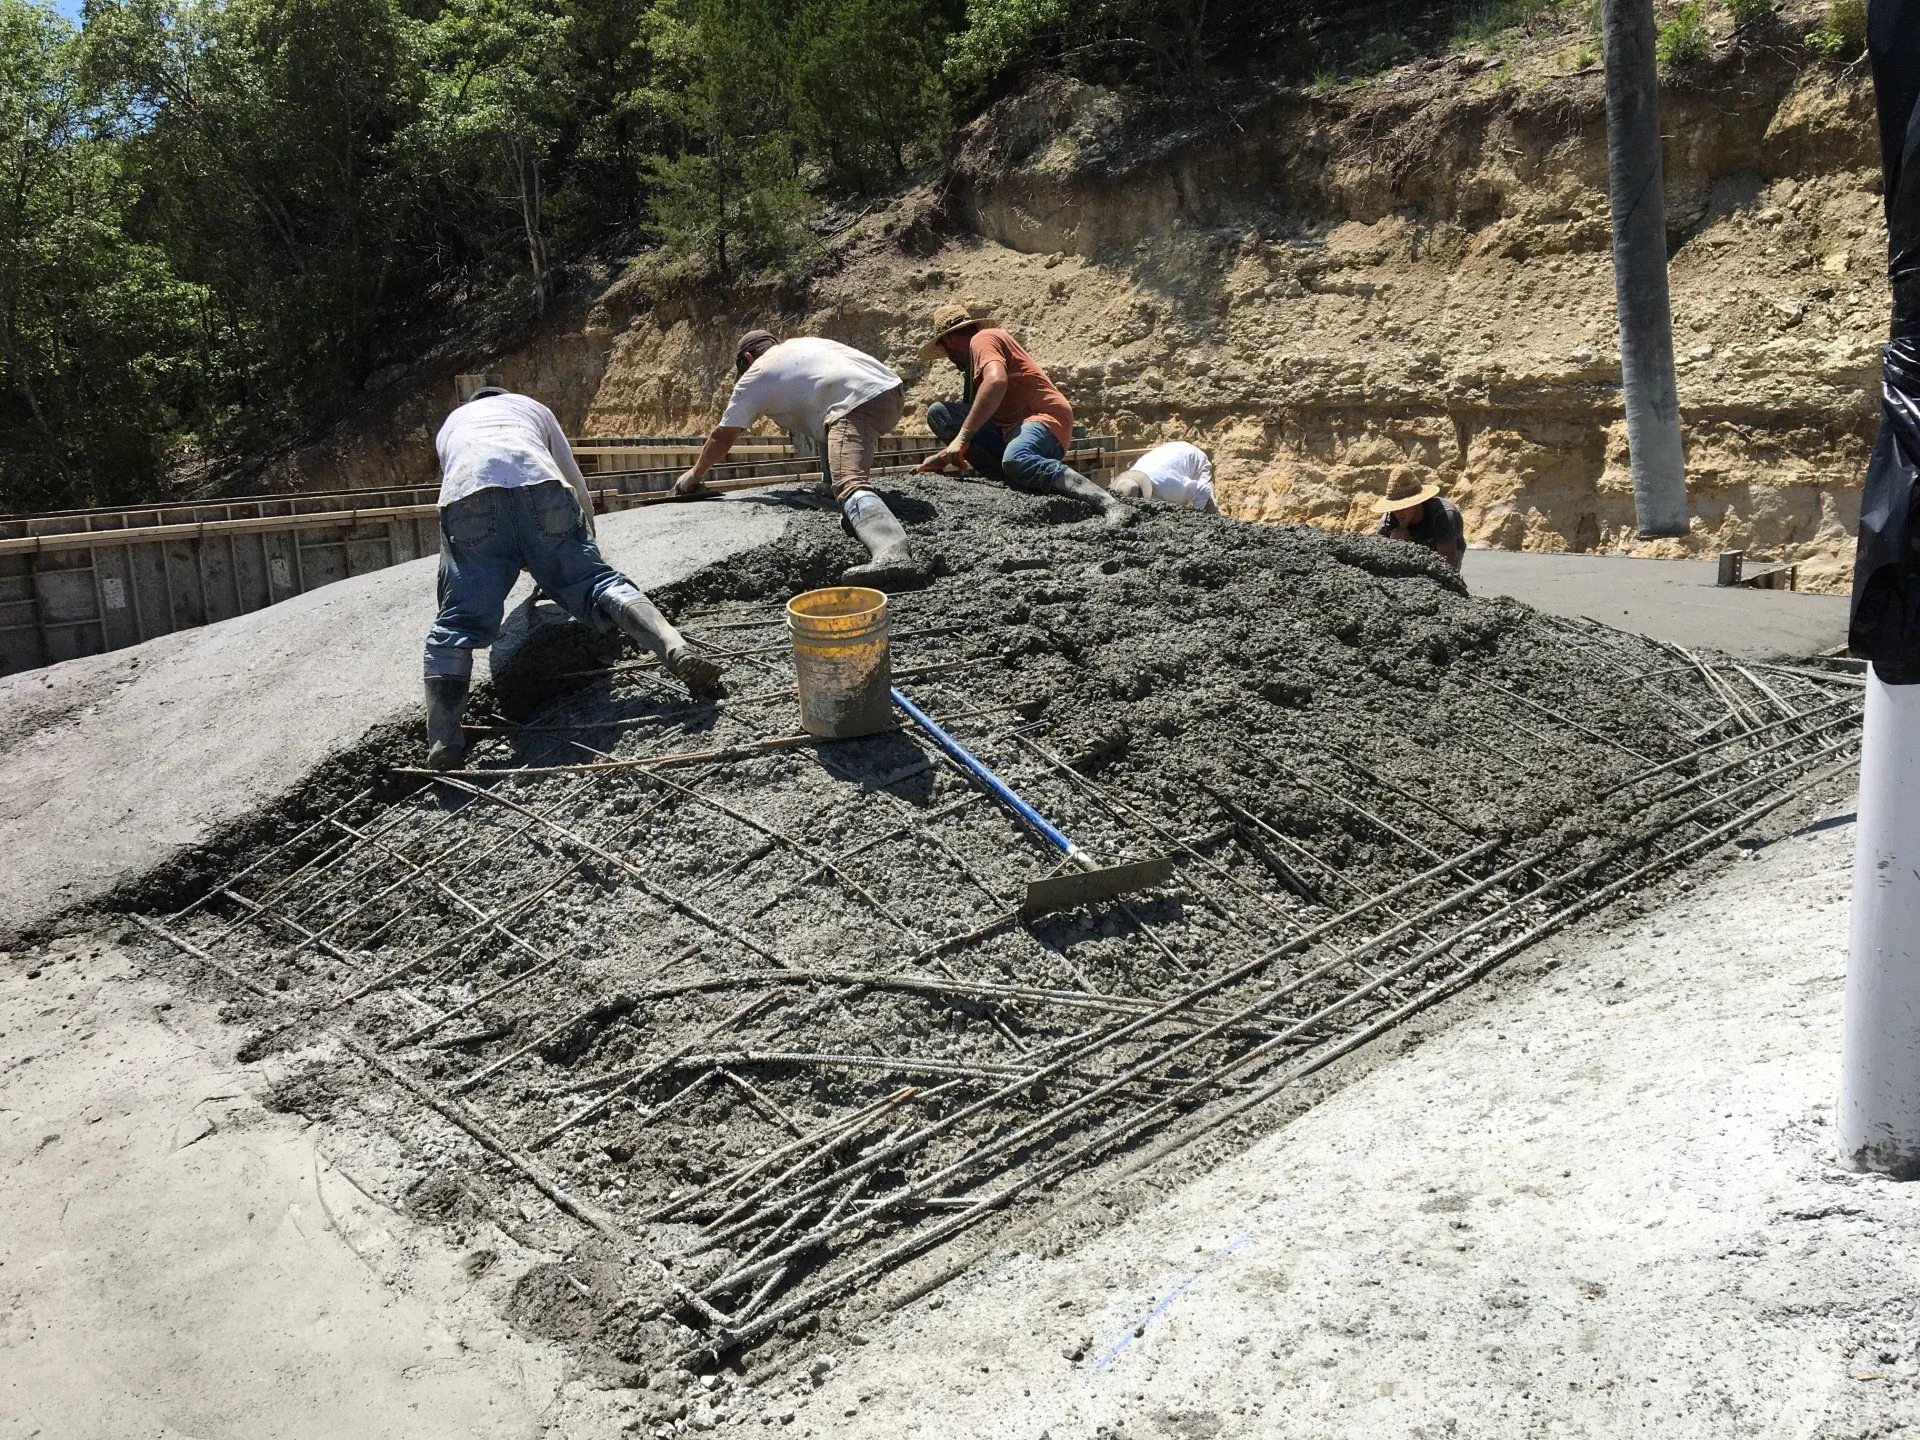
{"left": 889, "top": 687, "right": 1090, "bottom": 869}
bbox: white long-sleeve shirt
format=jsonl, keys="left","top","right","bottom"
{"left": 434, "top": 392, "right": 593, "bottom": 524}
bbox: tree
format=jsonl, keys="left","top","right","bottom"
{"left": 85, "top": 0, "right": 433, "bottom": 427}
{"left": 790, "top": 0, "right": 953, "bottom": 192}
{"left": 640, "top": 0, "right": 816, "bottom": 282}
{"left": 0, "top": 0, "right": 202, "bottom": 512}
{"left": 413, "top": 0, "right": 572, "bottom": 312}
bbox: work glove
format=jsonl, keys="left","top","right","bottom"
{"left": 915, "top": 437, "right": 972, "bottom": 475}
{"left": 672, "top": 467, "right": 713, "bottom": 500}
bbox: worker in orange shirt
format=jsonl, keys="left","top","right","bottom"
{"left": 916, "top": 304, "right": 1130, "bottom": 527}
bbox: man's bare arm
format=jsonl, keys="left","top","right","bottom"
{"left": 676, "top": 425, "right": 745, "bottom": 496}
{"left": 543, "top": 411, "right": 598, "bottom": 535}
{"left": 921, "top": 360, "right": 1008, "bottom": 471}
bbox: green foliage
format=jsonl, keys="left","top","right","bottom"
{"left": 1451, "top": 0, "right": 1563, "bottom": 51}
{"left": 23, "top": 0, "right": 1814, "bottom": 513}
{"left": 0, "top": 0, "right": 206, "bottom": 511}
{"left": 1656, "top": 2, "right": 1709, "bottom": 68}
{"left": 946, "top": 0, "right": 1296, "bottom": 95}
{"left": 1724, "top": 0, "right": 1772, "bottom": 27}
{"left": 1807, "top": 0, "right": 1866, "bottom": 59}
{"left": 790, "top": 0, "right": 953, "bottom": 191}
{"left": 639, "top": 0, "right": 816, "bottom": 283}
{"left": 412, "top": 0, "right": 574, "bottom": 310}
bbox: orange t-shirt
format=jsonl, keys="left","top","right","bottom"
{"left": 969, "top": 329, "right": 1073, "bottom": 449}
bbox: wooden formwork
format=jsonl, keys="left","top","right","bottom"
{"left": 0, "top": 436, "right": 1118, "bottom": 677}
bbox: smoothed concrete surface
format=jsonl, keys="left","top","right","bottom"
{"left": 783, "top": 814, "right": 1920, "bottom": 1439}
{"left": 1468, "top": 549, "right": 1851, "bottom": 659}
{"left": 0, "top": 937, "right": 562, "bottom": 1440}
{"left": 0, "top": 498, "right": 788, "bottom": 940}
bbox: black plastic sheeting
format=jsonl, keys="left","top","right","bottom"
{"left": 1848, "top": 0, "right": 1920, "bottom": 681}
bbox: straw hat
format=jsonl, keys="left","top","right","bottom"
{"left": 1369, "top": 468, "right": 1442, "bottom": 515}
{"left": 1111, "top": 469, "right": 1153, "bottom": 501}
{"left": 918, "top": 302, "right": 984, "bottom": 361}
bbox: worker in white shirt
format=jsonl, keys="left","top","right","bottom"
{"left": 674, "top": 330, "right": 922, "bottom": 587}
{"left": 1108, "top": 441, "right": 1217, "bottom": 513}
{"left": 423, "top": 386, "right": 722, "bottom": 771}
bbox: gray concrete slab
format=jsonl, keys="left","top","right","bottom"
{"left": 0, "top": 497, "right": 789, "bottom": 941}
{"left": 1466, "top": 549, "right": 1852, "bottom": 660}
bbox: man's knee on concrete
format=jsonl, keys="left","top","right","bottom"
{"left": 1000, "top": 436, "right": 1062, "bottom": 495}
{"left": 926, "top": 401, "right": 966, "bottom": 442}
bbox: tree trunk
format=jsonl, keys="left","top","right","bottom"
{"left": 713, "top": 133, "right": 729, "bottom": 281}
{"left": 510, "top": 135, "right": 548, "bottom": 317}
{"left": 1603, "top": 0, "right": 1688, "bottom": 538}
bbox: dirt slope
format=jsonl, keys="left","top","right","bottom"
{"left": 275, "top": 30, "right": 1887, "bottom": 592}
{"left": 586, "top": 44, "right": 1884, "bottom": 592}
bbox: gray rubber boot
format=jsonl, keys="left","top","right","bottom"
{"left": 840, "top": 492, "right": 924, "bottom": 589}
{"left": 424, "top": 674, "right": 470, "bottom": 771}
{"left": 598, "top": 589, "right": 725, "bottom": 696}
{"left": 1051, "top": 465, "right": 1133, "bottom": 528}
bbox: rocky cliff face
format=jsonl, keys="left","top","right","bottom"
{"left": 300, "top": 41, "right": 1889, "bottom": 590}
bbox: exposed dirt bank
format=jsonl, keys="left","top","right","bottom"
{"left": 274, "top": 23, "right": 1888, "bottom": 593}
{"left": 587, "top": 41, "right": 1885, "bottom": 593}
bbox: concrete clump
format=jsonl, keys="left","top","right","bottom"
{"left": 135, "top": 476, "right": 1861, "bottom": 1384}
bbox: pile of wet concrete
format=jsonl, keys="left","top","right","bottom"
{"left": 128, "top": 474, "right": 1857, "bottom": 1398}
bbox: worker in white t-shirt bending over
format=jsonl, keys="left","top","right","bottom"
{"left": 1108, "top": 441, "right": 1217, "bottom": 513}
{"left": 422, "top": 386, "right": 722, "bottom": 770}
{"left": 674, "top": 330, "right": 922, "bottom": 587}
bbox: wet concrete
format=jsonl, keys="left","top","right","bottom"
{"left": 1466, "top": 550, "right": 1851, "bottom": 660}
{"left": 0, "top": 498, "right": 790, "bottom": 943}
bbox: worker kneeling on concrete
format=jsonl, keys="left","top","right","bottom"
{"left": 917, "top": 304, "right": 1130, "bottom": 527}
{"left": 1109, "top": 440, "right": 1218, "bottom": 513}
{"left": 422, "top": 386, "right": 722, "bottom": 771}
{"left": 1371, "top": 469, "right": 1464, "bottom": 572}
{"left": 674, "top": 330, "right": 923, "bottom": 588}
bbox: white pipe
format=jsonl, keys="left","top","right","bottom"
{"left": 1839, "top": 672, "right": 1920, "bottom": 1178}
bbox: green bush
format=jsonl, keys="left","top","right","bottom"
{"left": 1807, "top": 0, "right": 1867, "bottom": 59}
{"left": 1656, "top": 2, "right": 1710, "bottom": 67}
{"left": 1724, "top": 0, "right": 1772, "bottom": 26}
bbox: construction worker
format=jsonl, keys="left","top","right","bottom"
{"left": 423, "top": 385, "right": 722, "bottom": 771}
{"left": 1109, "top": 440, "right": 1218, "bottom": 513}
{"left": 1371, "top": 469, "right": 1465, "bottom": 572}
{"left": 916, "top": 304, "right": 1130, "bottom": 527}
{"left": 674, "top": 330, "right": 922, "bottom": 587}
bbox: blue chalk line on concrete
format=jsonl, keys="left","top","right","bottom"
{"left": 1093, "top": 1233, "right": 1253, "bottom": 1372}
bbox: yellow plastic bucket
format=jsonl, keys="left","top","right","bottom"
{"left": 786, "top": 586, "right": 893, "bottom": 739}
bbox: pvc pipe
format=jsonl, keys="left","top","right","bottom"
{"left": 890, "top": 687, "right": 1078, "bottom": 860}
{"left": 1839, "top": 672, "right": 1920, "bottom": 1178}
{"left": 1602, "top": 0, "right": 1689, "bottom": 538}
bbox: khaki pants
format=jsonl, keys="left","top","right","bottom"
{"left": 824, "top": 384, "right": 905, "bottom": 505}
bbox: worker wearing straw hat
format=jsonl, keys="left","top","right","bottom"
{"left": 916, "top": 303, "right": 1131, "bottom": 528}
{"left": 1371, "top": 468, "right": 1465, "bottom": 572}
{"left": 674, "top": 329, "right": 923, "bottom": 588}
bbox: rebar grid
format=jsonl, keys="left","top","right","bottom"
{"left": 136, "top": 607, "right": 1864, "bottom": 1359}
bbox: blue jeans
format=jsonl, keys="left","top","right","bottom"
{"left": 925, "top": 402, "right": 1070, "bottom": 494}
{"left": 423, "top": 482, "right": 640, "bottom": 678}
